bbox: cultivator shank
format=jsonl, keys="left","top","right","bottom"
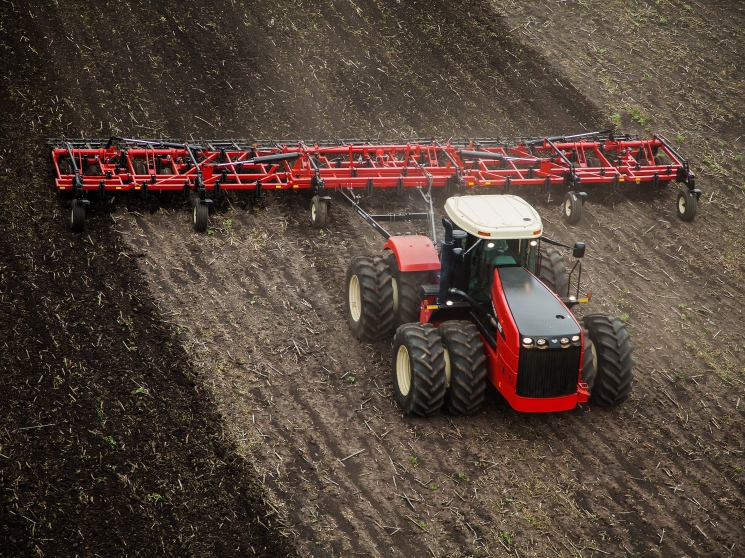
{"left": 49, "top": 131, "right": 698, "bottom": 232}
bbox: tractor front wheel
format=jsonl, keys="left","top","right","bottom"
{"left": 386, "top": 252, "right": 429, "bottom": 328}
{"left": 346, "top": 256, "right": 394, "bottom": 342}
{"left": 676, "top": 189, "right": 697, "bottom": 222}
{"left": 538, "top": 246, "right": 569, "bottom": 297}
{"left": 438, "top": 321, "right": 487, "bottom": 415}
{"left": 562, "top": 191, "right": 583, "bottom": 225}
{"left": 310, "top": 195, "right": 328, "bottom": 228}
{"left": 583, "top": 315, "right": 634, "bottom": 406}
{"left": 393, "top": 323, "right": 447, "bottom": 416}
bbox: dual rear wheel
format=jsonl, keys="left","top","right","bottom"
{"left": 345, "top": 256, "right": 488, "bottom": 417}
{"left": 393, "top": 321, "right": 486, "bottom": 417}
{"left": 581, "top": 315, "right": 634, "bottom": 406}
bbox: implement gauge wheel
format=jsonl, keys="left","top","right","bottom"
{"left": 562, "top": 191, "right": 583, "bottom": 225}
{"left": 393, "top": 323, "right": 447, "bottom": 416}
{"left": 583, "top": 315, "right": 634, "bottom": 406}
{"left": 438, "top": 321, "right": 487, "bottom": 415}
{"left": 346, "top": 255, "right": 394, "bottom": 342}
{"left": 538, "top": 246, "right": 569, "bottom": 297}
{"left": 676, "top": 189, "right": 697, "bottom": 222}
{"left": 310, "top": 195, "right": 327, "bottom": 228}
{"left": 193, "top": 200, "right": 209, "bottom": 232}
{"left": 70, "top": 199, "right": 85, "bottom": 233}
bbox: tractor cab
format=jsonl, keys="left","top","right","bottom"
{"left": 443, "top": 195, "right": 542, "bottom": 303}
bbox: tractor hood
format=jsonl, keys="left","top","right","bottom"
{"left": 497, "top": 267, "right": 580, "bottom": 342}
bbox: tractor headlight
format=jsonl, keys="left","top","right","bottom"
{"left": 571, "top": 335, "right": 581, "bottom": 345}
{"left": 536, "top": 338, "right": 548, "bottom": 349}
{"left": 522, "top": 337, "right": 534, "bottom": 349}
{"left": 560, "top": 337, "right": 570, "bottom": 348}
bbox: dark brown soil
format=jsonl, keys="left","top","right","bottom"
{"left": 2, "top": 0, "right": 744, "bottom": 557}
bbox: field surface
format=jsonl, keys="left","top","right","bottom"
{"left": 1, "top": 1, "right": 744, "bottom": 557}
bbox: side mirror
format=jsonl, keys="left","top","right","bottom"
{"left": 573, "top": 242, "right": 586, "bottom": 259}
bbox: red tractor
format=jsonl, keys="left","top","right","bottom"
{"left": 346, "top": 195, "right": 633, "bottom": 416}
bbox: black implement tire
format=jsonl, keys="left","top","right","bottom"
{"left": 193, "top": 200, "right": 208, "bottom": 232}
{"left": 438, "top": 321, "right": 487, "bottom": 415}
{"left": 562, "top": 190, "right": 583, "bottom": 225}
{"left": 580, "top": 329, "right": 596, "bottom": 393}
{"left": 70, "top": 199, "right": 85, "bottom": 233}
{"left": 676, "top": 189, "right": 697, "bottom": 222}
{"left": 310, "top": 195, "right": 327, "bottom": 228}
{"left": 538, "top": 246, "right": 569, "bottom": 297}
{"left": 346, "top": 255, "right": 394, "bottom": 342}
{"left": 386, "top": 252, "right": 429, "bottom": 328}
{"left": 583, "top": 315, "right": 634, "bottom": 406}
{"left": 393, "top": 323, "right": 447, "bottom": 416}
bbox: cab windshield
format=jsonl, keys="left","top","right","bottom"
{"left": 465, "top": 238, "right": 536, "bottom": 302}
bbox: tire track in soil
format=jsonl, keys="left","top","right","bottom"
{"left": 274, "top": 199, "right": 482, "bottom": 553}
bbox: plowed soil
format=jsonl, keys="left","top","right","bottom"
{"left": 2, "top": 1, "right": 744, "bottom": 557}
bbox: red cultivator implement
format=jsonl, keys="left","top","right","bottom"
{"left": 49, "top": 131, "right": 698, "bottom": 233}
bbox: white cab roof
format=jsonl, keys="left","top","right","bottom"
{"left": 444, "top": 195, "right": 543, "bottom": 239}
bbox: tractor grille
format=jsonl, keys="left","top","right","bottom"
{"left": 515, "top": 346, "right": 580, "bottom": 398}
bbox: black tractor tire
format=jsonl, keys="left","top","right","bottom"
{"left": 538, "top": 246, "right": 569, "bottom": 297}
{"left": 438, "top": 321, "right": 487, "bottom": 415}
{"left": 193, "top": 200, "right": 209, "bottom": 232}
{"left": 392, "top": 323, "right": 447, "bottom": 416}
{"left": 70, "top": 199, "right": 85, "bottom": 233}
{"left": 583, "top": 315, "right": 634, "bottom": 406}
{"left": 346, "top": 255, "right": 394, "bottom": 342}
{"left": 676, "top": 189, "right": 697, "bottom": 222}
{"left": 386, "top": 252, "right": 429, "bottom": 328}
{"left": 310, "top": 195, "right": 328, "bottom": 228}
{"left": 580, "top": 329, "right": 596, "bottom": 393}
{"left": 562, "top": 190, "right": 583, "bottom": 225}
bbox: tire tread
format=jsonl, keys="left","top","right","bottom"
{"left": 538, "top": 246, "right": 569, "bottom": 297}
{"left": 583, "top": 315, "right": 634, "bottom": 406}
{"left": 346, "top": 256, "right": 394, "bottom": 341}
{"left": 438, "top": 321, "right": 487, "bottom": 415}
{"left": 393, "top": 323, "right": 446, "bottom": 416}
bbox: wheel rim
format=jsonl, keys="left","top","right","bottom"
{"left": 348, "top": 275, "right": 362, "bottom": 322}
{"left": 391, "top": 277, "right": 399, "bottom": 313}
{"left": 443, "top": 347, "right": 451, "bottom": 388}
{"left": 591, "top": 341, "right": 598, "bottom": 371}
{"left": 311, "top": 202, "right": 317, "bottom": 223}
{"left": 70, "top": 204, "right": 75, "bottom": 227}
{"left": 678, "top": 195, "right": 686, "bottom": 215}
{"left": 396, "top": 345, "right": 411, "bottom": 396}
{"left": 564, "top": 198, "right": 572, "bottom": 217}
{"left": 193, "top": 205, "right": 198, "bottom": 225}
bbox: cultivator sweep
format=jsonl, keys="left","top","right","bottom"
{"left": 49, "top": 131, "right": 698, "bottom": 232}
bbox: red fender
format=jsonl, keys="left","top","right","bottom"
{"left": 383, "top": 235, "right": 440, "bottom": 272}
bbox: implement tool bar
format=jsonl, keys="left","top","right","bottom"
{"left": 48, "top": 132, "right": 695, "bottom": 196}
